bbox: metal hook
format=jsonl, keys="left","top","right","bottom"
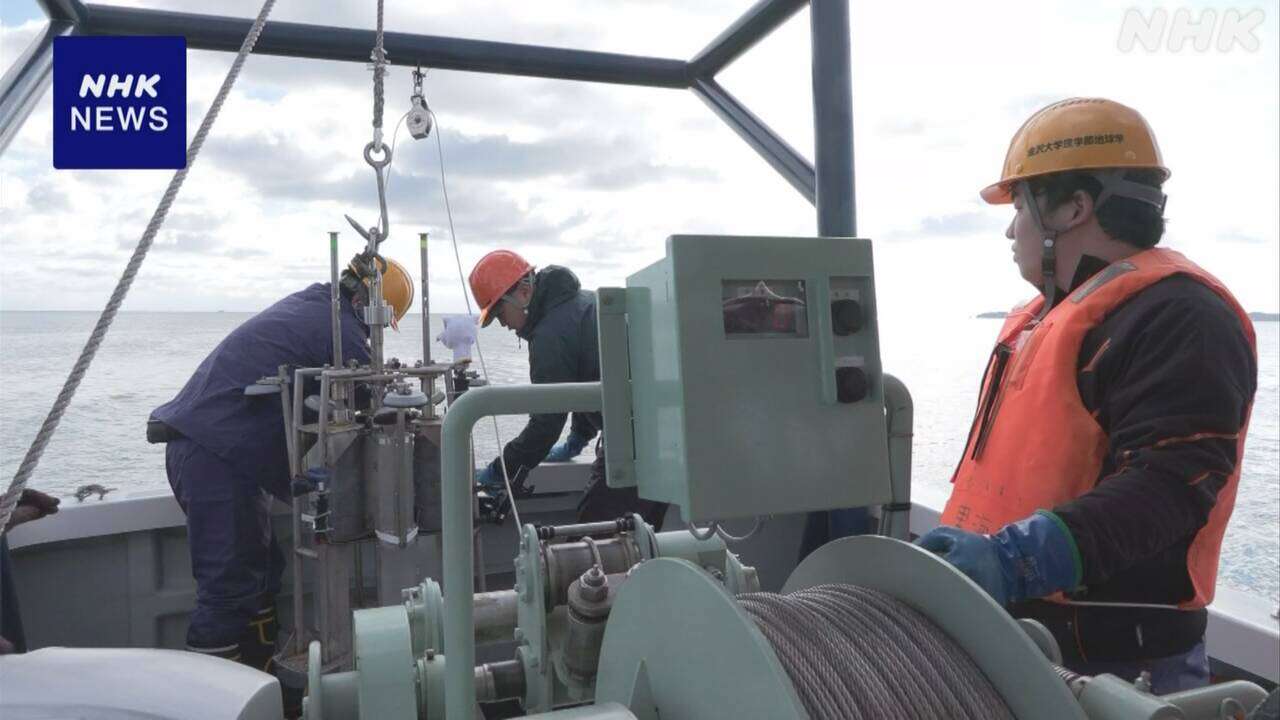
{"left": 344, "top": 214, "right": 372, "bottom": 242}
{"left": 346, "top": 140, "right": 394, "bottom": 248}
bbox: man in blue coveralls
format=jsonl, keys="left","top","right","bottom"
{"left": 149, "top": 254, "right": 412, "bottom": 672}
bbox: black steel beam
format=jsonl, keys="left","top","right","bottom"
{"left": 690, "top": 0, "right": 807, "bottom": 79}
{"left": 810, "top": 0, "right": 855, "bottom": 236}
{"left": 37, "top": 0, "right": 88, "bottom": 25}
{"left": 80, "top": 4, "right": 691, "bottom": 89}
{"left": 692, "top": 77, "right": 815, "bottom": 205}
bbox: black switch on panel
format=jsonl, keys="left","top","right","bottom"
{"left": 835, "top": 366, "right": 868, "bottom": 403}
{"left": 831, "top": 298, "right": 863, "bottom": 336}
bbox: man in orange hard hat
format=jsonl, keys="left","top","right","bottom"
{"left": 917, "top": 98, "right": 1257, "bottom": 692}
{"left": 149, "top": 253, "right": 413, "bottom": 678}
{"left": 468, "top": 249, "right": 668, "bottom": 528}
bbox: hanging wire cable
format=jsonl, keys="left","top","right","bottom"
{"left": 382, "top": 111, "right": 410, "bottom": 196}
{"left": 428, "top": 109, "right": 523, "bottom": 530}
{"left": 0, "top": 0, "right": 279, "bottom": 535}
{"left": 738, "top": 584, "right": 1016, "bottom": 720}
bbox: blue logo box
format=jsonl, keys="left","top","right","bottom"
{"left": 53, "top": 36, "right": 187, "bottom": 170}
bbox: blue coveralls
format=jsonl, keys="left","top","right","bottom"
{"left": 152, "top": 283, "right": 369, "bottom": 652}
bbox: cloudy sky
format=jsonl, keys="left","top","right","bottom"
{"left": 2, "top": 0, "right": 1277, "bottom": 321}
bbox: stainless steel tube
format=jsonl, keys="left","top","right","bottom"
{"left": 329, "top": 232, "right": 343, "bottom": 370}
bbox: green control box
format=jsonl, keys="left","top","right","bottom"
{"left": 598, "top": 235, "right": 891, "bottom": 522}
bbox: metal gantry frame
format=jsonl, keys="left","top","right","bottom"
{"left": 1, "top": 0, "right": 857, "bottom": 237}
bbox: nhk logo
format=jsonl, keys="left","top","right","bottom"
{"left": 53, "top": 36, "right": 186, "bottom": 169}
{"left": 72, "top": 74, "right": 169, "bottom": 132}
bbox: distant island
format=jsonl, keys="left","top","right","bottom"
{"left": 976, "top": 311, "right": 1279, "bottom": 321}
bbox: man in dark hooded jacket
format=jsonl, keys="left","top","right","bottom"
{"left": 149, "top": 255, "right": 413, "bottom": 672}
{"left": 469, "top": 249, "right": 667, "bottom": 528}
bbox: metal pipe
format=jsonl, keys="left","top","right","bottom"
{"left": 278, "top": 367, "right": 298, "bottom": 479}
{"left": 879, "top": 373, "right": 913, "bottom": 540}
{"left": 318, "top": 372, "right": 331, "bottom": 469}
{"left": 279, "top": 365, "right": 308, "bottom": 651}
{"left": 399, "top": 366, "right": 451, "bottom": 376}
{"left": 420, "top": 232, "right": 431, "bottom": 367}
{"left": 329, "top": 232, "right": 343, "bottom": 370}
{"left": 473, "top": 526, "right": 487, "bottom": 593}
{"left": 80, "top": 4, "right": 690, "bottom": 88}
{"left": 292, "top": 368, "right": 307, "bottom": 478}
{"left": 0, "top": 21, "right": 71, "bottom": 156}
{"left": 1161, "top": 681, "right": 1268, "bottom": 719}
{"left": 419, "top": 232, "right": 435, "bottom": 417}
{"left": 536, "top": 519, "right": 633, "bottom": 540}
{"left": 369, "top": 263, "right": 385, "bottom": 376}
{"left": 691, "top": 78, "right": 815, "bottom": 205}
{"left": 810, "top": 0, "right": 856, "bottom": 236}
{"left": 689, "top": 0, "right": 806, "bottom": 78}
{"left": 1076, "top": 674, "right": 1183, "bottom": 720}
{"left": 474, "top": 659, "right": 527, "bottom": 703}
{"left": 442, "top": 383, "right": 603, "bottom": 718}
{"left": 319, "top": 368, "right": 376, "bottom": 380}
{"left": 473, "top": 590, "right": 518, "bottom": 645}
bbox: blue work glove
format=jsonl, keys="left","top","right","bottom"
{"left": 545, "top": 431, "right": 590, "bottom": 463}
{"left": 917, "top": 511, "right": 1082, "bottom": 606}
{"left": 292, "top": 467, "right": 330, "bottom": 497}
{"left": 474, "top": 464, "right": 500, "bottom": 490}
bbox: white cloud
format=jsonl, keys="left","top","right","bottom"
{"left": 1, "top": 0, "right": 1276, "bottom": 317}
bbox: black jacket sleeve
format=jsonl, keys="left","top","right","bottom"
{"left": 1054, "top": 280, "right": 1255, "bottom": 588}
{"left": 486, "top": 332, "right": 579, "bottom": 483}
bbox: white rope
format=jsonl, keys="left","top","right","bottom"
{"left": 0, "top": 0, "right": 279, "bottom": 535}
{"left": 383, "top": 111, "right": 409, "bottom": 196}
{"left": 429, "top": 110, "right": 524, "bottom": 530}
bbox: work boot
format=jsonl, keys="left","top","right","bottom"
{"left": 242, "top": 603, "right": 303, "bottom": 718}
{"left": 240, "top": 603, "right": 279, "bottom": 674}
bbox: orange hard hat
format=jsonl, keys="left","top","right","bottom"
{"left": 350, "top": 255, "right": 415, "bottom": 324}
{"left": 469, "top": 249, "right": 533, "bottom": 327}
{"left": 378, "top": 257, "right": 415, "bottom": 324}
{"left": 981, "top": 98, "right": 1170, "bottom": 204}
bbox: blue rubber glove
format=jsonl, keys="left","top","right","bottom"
{"left": 292, "top": 467, "right": 329, "bottom": 497}
{"left": 917, "top": 511, "right": 1082, "bottom": 606}
{"left": 545, "top": 430, "right": 590, "bottom": 463}
{"left": 474, "top": 464, "right": 500, "bottom": 490}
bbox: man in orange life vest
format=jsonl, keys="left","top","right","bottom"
{"left": 918, "top": 98, "right": 1257, "bottom": 692}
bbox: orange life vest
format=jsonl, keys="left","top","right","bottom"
{"left": 940, "top": 248, "right": 1256, "bottom": 609}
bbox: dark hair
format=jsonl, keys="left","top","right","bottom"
{"left": 1028, "top": 169, "right": 1166, "bottom": 248}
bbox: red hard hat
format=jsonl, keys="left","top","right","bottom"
{"left": 469, "top": 249, "right": 533, "bottom": 327}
